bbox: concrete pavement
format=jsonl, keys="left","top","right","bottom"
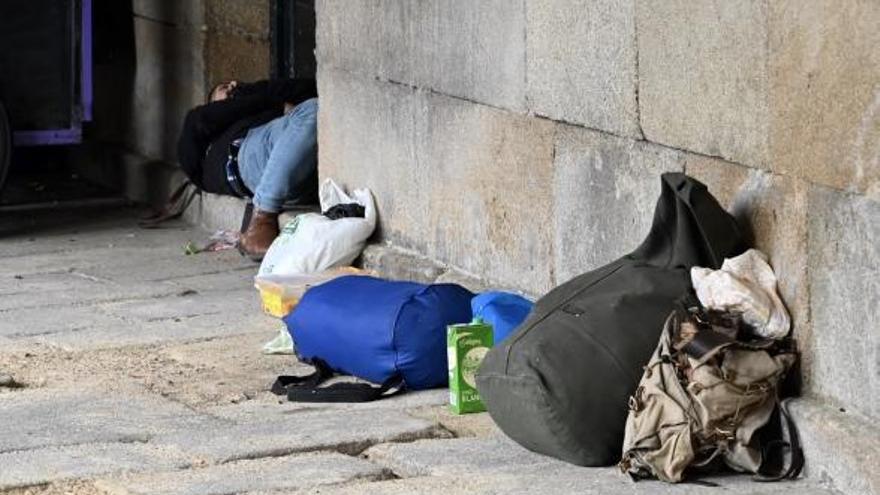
{"left": 0, "top": 207, "right": 842, "bottom": 494}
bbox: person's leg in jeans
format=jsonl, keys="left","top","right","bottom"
{"left": 238, "top": 98, "right": 318, "bottom": 259}
{"left": 240, "top": 98, "right": 318, "bottom": 212}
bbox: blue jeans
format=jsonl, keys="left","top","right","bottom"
{"left": 238, "top": 98, "right": 318, "bottom": 212}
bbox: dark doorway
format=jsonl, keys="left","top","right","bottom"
{"left": 270, "top": 0, "right": 316, "bottom": 80}
{"left": 0, "top": 0, "right": 132, "bottom": 208}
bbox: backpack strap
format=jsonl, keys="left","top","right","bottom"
{"left": 139, "top": 180, "right": 199, "bottom": 228}
{"left": 287, "top": 374, "right": 405, "bottom": 403}
{"left": 271, "top": 359, "right": 406, "bottom": 403}
{"left": 681, "top": 327, "right": 735, "bottom": 363}
{"left": 270, "top": 359, "right": 333, "bottom": 395}
{"left": 753, "top": 398, "right": 805, "bottom": 482}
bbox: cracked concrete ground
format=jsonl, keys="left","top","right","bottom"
{"left": 0, "top": 207, "right": 841, "bottom": 494}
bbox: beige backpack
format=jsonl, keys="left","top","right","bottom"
{"left": 619, "top": 305, "right": 802, "bottom": 483}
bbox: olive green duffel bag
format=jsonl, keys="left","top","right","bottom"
{"left": 476, "top": 173, "right": 746, "bottom": 466}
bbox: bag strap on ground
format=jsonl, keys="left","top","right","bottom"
{"left": 754, "top": 398, "right": 805, "bottom": 482}
{"left": 271, "top": 359, "right": 405, "bottom": 403}
{"left": 139, "top": 180, "right": 199, "bottom": 228}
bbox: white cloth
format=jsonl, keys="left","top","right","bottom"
{"left": 690, "top": 249, "right": 790, "bottom": 340}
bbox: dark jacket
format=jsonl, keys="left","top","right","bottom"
{"left": 177, "top": 78, "right": 317, "bottom": 194}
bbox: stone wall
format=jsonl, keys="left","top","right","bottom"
{"left": 315, "top": 0, "right": 880, "bottom": 423}
{"left": 127, "top": 0, "right": 271, "bottom": 162}
{"left": 78, "top": 1, "right": 270, "bottom": 205}
{"left": 205, "top": 0, "right": 272, "bottom": 90}
{"left": 128, "top": 0, "right": 208, "bottom": 163}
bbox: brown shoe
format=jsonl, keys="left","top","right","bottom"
{"left": 239, "top": 209, "right": 279, "bottom": 262}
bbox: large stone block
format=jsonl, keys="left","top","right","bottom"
{"left": 638, "top": 0, "right": 770, "bottom": 168}
{"left": 552, "top": 125, "right": 684, "bottom": 284}
{"left": 318, "top": 72, "right": 429, "bottom": 253}
{"left": 205, "top": 33, "right": 271, "bottom": 89}
{"left": 319, "top": 71, "right": 556, "bottom": 293}
{"left": 153, "top": 408, "right": 445, "bottom": 463}
{"left": 205, "top": 389, "right": 449, "bottom": 422}
{"left": 0, "top": 245, "right": 176, "bottom": 279}
{"left": 97, "top": 453, "right": 386, "bottom": 495}
{"left": 98, "top": 289, "right": 260, "bottom": 323}
{"left": 434, "top": 268, "right": 495, "bottom": 296}
{"left": 182, "top": 192, "right": 314, "bottom": 234}
{"left": 0, "top": 388, "right": 222, "bottom": 453}
{"left": 0, "top": 444, "right": 190, "bottom": 491}
{"left": 78, "top": 249, "right": 255, "bottom": 284}
{"left": 316, "top": 0, "right": 527, "bottom": 111}
{"left": 358, "top": 243, "right": 502, "bottom": 294}
{"left": 0, "top": 207, "right": 204, "bottom": 262}
{"left": 687, "top": 162, "right": 812, "bottom": 386}
{"left": 325, "top": 442, "right": 836, "bottom": 495}
{"left": 789, "top": 398, "right": 880, "bottom": 495}
{"left": 417, "top": 92, "right": 556, "bottom": 294}
{"left": 526, "top": 0, "right": 640, "bottom": 138}
{"left": 365, "top": 437, "right": 578, "bottom": 478}
{"left": 312, "top": 476, "right": 833, "bottom": 495}
{"left": 130, "top": 18, "right": 205, "bottom": 163}
{"left": 807, "top": 186, "right": 880, "bottom": 419}
{"left": 0, "top": 305, "right": 128, "bottom": 339}
{"left": 0, "top": 273, "right": 169, "bottom": 313}
{"left": 132, "top": 0, "right": 204, "bottom": 27}
{"left": 359, "top": 244, "right": 447, "bottom": 285}
{"left": 769, "top": 0, "right": 880, "bottom": 197}
{"left": 33, "top": 311, "right": 272, "bottom": 352}
{"left": 182, "top": 192, "right": 248, "bottom": 233}
{"left": 205, "top": 0, "right": 269, "bottom": 37}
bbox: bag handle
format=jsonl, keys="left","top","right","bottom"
{"left": 270, "top": 360, "right": 332, "bottom": 395}
{"left": 139, "top": 180, "right": 199, "bottom": 229}
{"left": 753, "top": 398, "right": 805, "bottom": 482}
{"left": 271, "top": 359, "right": 406, "bottom": 403}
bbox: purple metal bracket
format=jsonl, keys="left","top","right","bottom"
{"left": 13, "top": 129, "right": 83, "bottom": 146}
{"left": 13, "top": 0, "right": 92, "bottom": 146}
{"left": 81, "top": 0, "right": 93, "bottom": 122}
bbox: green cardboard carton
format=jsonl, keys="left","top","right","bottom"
{"left": 447, "top": 318, "right": 493, "bottom": 414}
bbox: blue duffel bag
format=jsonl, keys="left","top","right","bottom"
{"left": 277, "top": 276, "right": 474, "bottom": 401}
{"left": 472, "top": 291, "right": 534, "bottom": 344}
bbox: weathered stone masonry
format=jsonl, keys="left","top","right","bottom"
{"left": 77, "top": 1, "right": 878, "bottom": 491}
{"left": 77, "top": 1, "right": 273, "bottom": 208}
{"left": 314, "top": 0, "right": 880, "bottom": 431}
{"left": 127, "top": 0, "right": 270, "bottom": 164}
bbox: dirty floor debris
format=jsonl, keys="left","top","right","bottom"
{"left": 0, "top": 208, "right": 841, "bottom": 494}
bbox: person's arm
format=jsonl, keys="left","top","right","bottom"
{"left": 177, "top": 109, "right": 210, "bottom": 189}
{"left": 176, "top": 90, "right": 286, "bottom": 185}
{"left": 186, "top": 92, "right": 283, "bottom": 139}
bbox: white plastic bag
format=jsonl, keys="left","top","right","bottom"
{"left": 262, "top": 325, "right": 295, "bottom": 355}
{"left": 258, "top": 179, "right": 376, "bottom": 276}
{"left": 690, "top": 249, "right": 791, "bottom": 340}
